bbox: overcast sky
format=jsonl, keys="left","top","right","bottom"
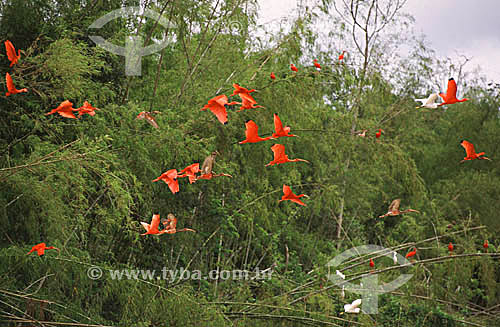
{"left": 257, "top": 0, "right": 500, "bottom": 82}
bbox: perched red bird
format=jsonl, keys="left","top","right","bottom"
{"left": 483, "top": 240, "right": 489, "bottom": 251}
{"left": 4, "top": 40, "right": 21, "bottom": 66}
{"left": 313, "top": 59, "right": 321, "bottom": 70}
{"left": 266, "top": 144, "right": 309, "bottom": 166}
{"left": 369, "top": 258, "right": 375, "bottom": 268}
{"left": 201, "top": 94, "right": 235, "bottom": 124}
{"left": 152, "top": 169, "right": 179, "bottom": 194}
{"left": 378, "top": 199, "right": 419, "bottom": 218}
{"left": 290, "top": 64, "right": 298, "bottom": 72}
{"left": 136, "top": 111, "right": 160, "bottom": 128}
{"left": 270, "top": 72, "right": 276, "bottom": 80}
{"left": 162, "top": 213, "right": 196, "bottom": 234}
{"left": 5, "top": 72, "right": 27, "bottom": 97}
{"left": 178, "top": 163, "right": 200, "bottom": 184}
{"left": 27, "top": 243, "right": 59, "bottom": 256}
{"left": 45, "top": 100, "right": 78, "bottom": 119}
{"left": 279, "top": 184, "right": 308, "bottom": 206}
{"left": 448, "top": 242, "right": 454, "bottom": 254}
{"left": 272, "top": 113, "right": 297, "bottom": 138}
{"left": 338, "top": 50, "right": 346, "bottom": 62}
{"left": 460, "top": 140, "right": 491, "bottom": 163}
{"left": 375, "top": 129, "right": 384, "bottom": 139}
{"left": 239, "top": 120, "right": 274, "bottom": 144}
{"left": 77, "top": 101, "right": 100, "bottom": 117}
{"left": 405, "top": 248, "right": 417, "bottom": 259}
{"left": 439, "top": 78, "right": 468, "bottom": 106}
{"left": 140, "top": 214, "right": 168, "bottom": 235}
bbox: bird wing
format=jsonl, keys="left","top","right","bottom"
{"left": 140, "top": 221, "right": 151, "bottom": 232}
{"left": 150, "top": 214, "right": 161, "bottom": 231}
{"left": 245, "top": 120, "right": 259, "bottom": 139}
{"left": 446, "top": 78, "right": 457, "bottom": 99}
{"left": 145, "top": 113, "right": 159, "bottom": 128}
{"left": 282, "top": 184, "right": 292, "bottom": 197}
{"left": 273, "top": 113, "right": 285, "bottom": 135}
{"left": 5, "top": 73, "right": 15, "bottom": 92}
{"left": 460, "top": 140, "right": 475, "bottom": 157}
{"left": 426, "top": 93, "right": 439, "bottom": 104}
{"left": 212, "top": 94, "right": 228, "bottom": 107}
{"left": 351, "top": 299, "right": 362, "bottom": 309}
{"left": 4, "top": 40, "right": 17, "bottom": 62}
{"left": 271, "top": 144, "right": 286, "bottom": 160}
{"left": 208, "top": 103, "right": 228, "bottom": 124}
{"left": 388, "top": 199, "right": 401, "bottom": 212}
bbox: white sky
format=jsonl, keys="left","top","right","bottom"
{"left": 257, "top": 0, "right": 500, "bottom": 82}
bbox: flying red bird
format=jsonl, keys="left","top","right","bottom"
{"left": 338, "top": 50, "right": 346, "bottom": 62}
{"left": 439, "top": 78, "right": 468, "bottom": 106}
{"left": 27, "top": 243, "right": 59, "bottom": 256}
{"left": 460, "top": 140, "right": 491, "bottom": 163}
{"left": 231, "top": 83, "right": 257, "bottom": 103}
{"left": 239, "top": 120, "right": 274, "bottom": 144}
{"left": 201, "top": 94, "right": 235, "bottom": 124}
{"left": 140, "top": 214, "right": 168, "bottom": 235}
{"left": 178, "top": 163, "right": 200, "bottom": 184}
{"left": 162, "top": 213, "right": 196, "bottom": 234}
{"left": 379, "top": 199, "right": 419, "bottom": 218}
{"left": 77, "top": 101, "right": 100, "bottom": 117}
{"left": 136, "top": 111, "right": 161, "bottom": 128}
{"left": 448, "top": 242, "right": 454, "bottom": 254}
{"left": 290, "top": 64, "right": 298, "bottom": 72}
{"left": 272, "top": 113, "right": 297, "bottom": 138}
{"left": 375, "top": 129, "right": 384, "bottom": 139}
{"left": 152, "top": 169, "right": 179, "bottom": 194}
{"left": 4, "top": 40, "right": 21, "bottom": 66}
{"left": 313, "top": 59, "right": 321, "bottom": 70}
{"left": 369, "top": 258, "right": 375, "bottom": 268}
{"left": 279, "top": 184, "right": 308, "bottom": 206}
{"left": 197, "top": 172, "right": 232, "bottom": 180}
{"left": 45, "top": 100, "right": 78, "bottom": 119}
{"left": 266, "top": 144, "right": 309, "bottom": 166}
{"left": 232, "top": 96, "right": 264, "bottom": 112}
{"left": 483, "top": 240, "right": 489, "bottom": 250}
{"left": 405, "top": 248, "right": 417, "bottom": 259}
{"left": 270, "top": 72, "right": 276, "bottom": 80}
{"left": 5, "top": 72, "right": 27, "bottom": 97}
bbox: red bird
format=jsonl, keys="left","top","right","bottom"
{"left": 162, "top": 213, "right": 196, "bottom": 234}
{"left": 369, "top": 258, "right": 375, "bottom": 268}
{"left": 439, "top": 78, "right": 468, "bottom": 106}
{"left": 77, "top": 101, "right": 100, "bottom": 117}
{"left": 338, "top": 50, "right": 346, "bottom": 62}
{"left": 4, "top": 40, "right": 21, "bottom": 66}
{"left": 290, "top": 64, "right": 298, "bottom": 72}
{"left": 313, "top": 59, "right": 321, "bottom": 70}
{"left": 152, "top": 169, "right": 179, "bottom": 194}
{"left": 272, "top": 113, "right": 297, "bottom": 138}
{"left": 266, "top": 144, "right": 309, "bottom": 166}
{"left": 45, "top": 100, "right": 78, "bottom": 119}
{"left": 232, "top": 96, "right": 264, "bottom": 112}
{"left": 460, "top": 140, "right": 491, "bottom": 163}
{"left": 483, "top": 240, "right": 489, "bottom": 250}
{"left": 5, "top": 72, "right": 27, "bottom": 97}
{"left": 178, "top": 163, "right": 200, "bottom": 184}
{"left": 448, "top": 242, "right": 454, "bottom": 254}
{"left": 270, "top": 72, "right": 276, "bottom": 80}
{"left": 201, "top": 94, "right": 235, "bottom": 124}
{"left": 405, "top": 248, "right": 417, "bottom": 259}
{"left": 239, "top": 120, "right": 274, "bottom": 144}
{"left": 140, "top": 214, "right": 168, "bottom": 235}
{"left": 231, "top": 83, "right": 257, "bottom": 103}
{"left": 27, "top": 243, "right": 59, "bottom": 256}
{"left": 197, "top": 172, "right": 232, "bottom": 180}
{"left": 279, "top": 184, "right": 308, "bottom": 206}
{"left": 136, "top": 111, "right": 160, "bottom": 128}
{"left": 375, "top": 129, "right": 384, "bottom": 139}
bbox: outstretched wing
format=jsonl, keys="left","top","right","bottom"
{"left": 5, "top": 73, "right": 15, "bottom": 92}
{"left": 271, "top": 144, "right": 286, "bottom": 160}
{"left": 445, "top": 78, "right": 457, "bottom": 99}
{"left": 4, "top": 40, "right": 17, "bottom": 62}
{"left": 273, "top": 113, "right": 285, "bottom": 135}
{"left": 282, "top": 184, "right": 292, "bottom": 197}
{"left": 388, "top": 199, "right": 401, "bottom": 212}
{"left": 460, "top": 140, "right": 475, "bottom": 157}
{"left": 245, "top": 120, "right": 259, "bottom": 139}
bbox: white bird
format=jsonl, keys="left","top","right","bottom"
{"left": 415, "top": 93, "right": 440, "bottom": 109}
{"left": 344, "top": 299, "right": 362, "bottom": 313}
{"left": 393, "top": 251, "right": 398, "bottom": 264}
{"left": 341, "top": 285, "right": 345, "bottom": 299}
{"left": 336, "top": 270, "right": 345, "bottom": 280}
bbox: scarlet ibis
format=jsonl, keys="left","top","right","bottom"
{"left": 344, "top": 299, "right": 361, "bottom": 313}
{"left": 313, "top": 59, "right": 321, "bottom": 70}
{"left": 232, "top": 96, "right": 264, "bottom": 111}
{"left": 178, "top": 163, "right": 200, "bottom": 184}
{"left": 415, "top": 93, "right": 440, "bottom": 109}
{"left": 375, "top": 129, "right": 384, "bottom": 139}
{"left": 272, "top": 113, "right": 297, "bottom": 138}
{"left": 379, "top": 199, "right": 419, "bottom": 218}
{"left": 4, "top": 40, "right": 21, "bottom": 66}
{"left": 290, "top": 64, "right": 298, "bottom": 72}
{"left": 77, "top": 101, "right": 100, "bottom": 117}
{"left": 279, "top": 184, "right": 308, "bottom": 206}
{"left": 448, "top": 242, "right": 454, "bottom": 254}
{"left": 369, "top": 258, "right": 375, "bottom": 268}
{"left": 136, "top": 111, "right": 160, "bottom": 128}
{"left": 5, "top": 72, "right": 27, "bottom": 97}
{"left": 140, "top": 214, "right": 168, "bottom": 235}
{"left": 201, "top": 95, "right": 233, "bottom": 124}
{"left": 27, "top": 243, "right": 59, "bottom": 256}
{"left": 405, "top": 248, "right": 417, "bottom": 259}
{"left": 196, "top": 172, "right": 232, "bottom": 180}
{"left": 152, "top": 169, "right": 179, "bottom": 194}
{"left": 266, "top": 144, "right": 309, "bottom": 166}
{"left": 338, "top": 50, "right": 346, "bottom": 61}
{"left": 162, "top": 213, "right": 196, "bottom": 234}
{"left": 483, "top": 240, "right": 489, "bottom": 251}
{"left": 439, "top": 78, "right": 468, "bottom": 106}
{"left": 239, "top": 120, "right": 274, "bottom": 144}
{"left": 45, "top": 100, "right": 77, "bottom": 119}
{"left": 460, "top": 140, "right": 491, "bottom": 163}
{"left": 231, "top": 83, "right": 257, "bottom": 104}
{"left": 270, "top": 72, "right": 276, "bottom": 80}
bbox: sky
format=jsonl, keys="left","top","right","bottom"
{"left": 257, "top": 0, "right": 500, "bottom": 82}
